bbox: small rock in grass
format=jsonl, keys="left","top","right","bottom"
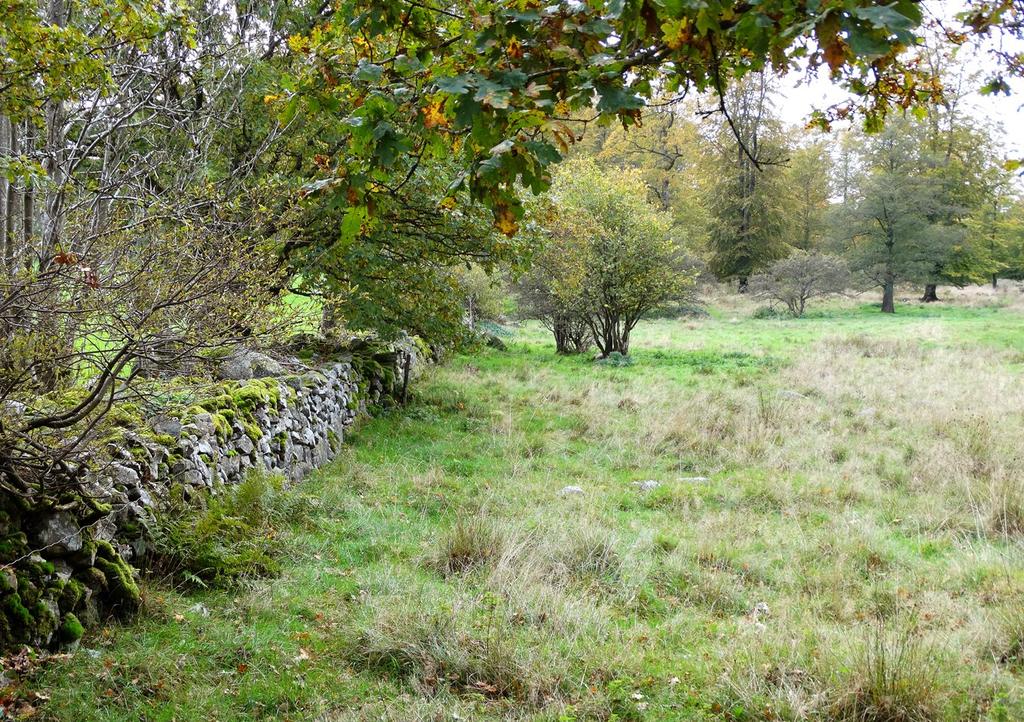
{"left": 751, "top": 601, "right": 770, "bottom": 619}
{"left": 679, "top": 476, "right": 709, "bottom": 483}
{"left": 632, "top": 480, "right": 661, "bottom": 491}
{"left": 188, "top": 603, "right": 210, "bottom": 617}
{"left": 559, "top": 485, "right": 585, "bottom": 496}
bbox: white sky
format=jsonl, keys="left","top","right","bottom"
{"left": 775, "top": 0, "right": 1024, "bottom": 158}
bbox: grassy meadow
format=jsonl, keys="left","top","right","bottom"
{"left": 22, "top": 286, "right": 1024, "bottom": 721}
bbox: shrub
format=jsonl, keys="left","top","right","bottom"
{"left": 520, "top": 157, "right": 697, "bottom": 357}
{"left": 595, "top": 351, "right": 634, "bottom": 367}
{"left": 750, "top": 253, "right": 850, "bottom": 317}
{"left": 751, "top": 304, "right": 784, "bottom": 319}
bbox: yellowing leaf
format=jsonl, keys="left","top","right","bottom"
{"left": 661, "top": 18, "right": 690, "bottom": 50}
{"left": 494, "top": 207, "right": 518, "bottom": 236}
{"left": 421, "top": 99, "right": 449, "bottom": 129}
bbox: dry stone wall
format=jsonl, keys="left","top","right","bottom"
{"left": 0, "top": 343, "right": 417, "bottom": 651}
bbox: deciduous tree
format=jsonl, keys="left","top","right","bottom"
{"left": 524, "top": 158, "right": 694, "bottom": 356}
{"left": 703, "top": 73, "right": 789, "bottom": 290}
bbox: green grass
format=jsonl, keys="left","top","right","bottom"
{"left": 19, "top": 290, "right": 1024, "bottom": 720}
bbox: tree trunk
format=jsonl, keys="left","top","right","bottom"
{"left": 319, "top": 303, "right": 340, "bottom": 336}
{"left": 89, "top": 134, "right": 113, "bottom": 244}
{"left": 22, "top": 120, "right": 33, "bottom": 267}
{"left": 920, "top": 284, "right": 939, "bottom": 302}
{"left": 617, "top": 329, "right": 630, "bottom": 356}
{"left": 0, "top": 116, "right": 11, "bottom": 277}
{"left": 881, "top": 280, "right": 895, "bottom": 313}
{"left": 39, "top": 0, "right": 69, "bottom": 269}
{"left": 992, "top": 274, "right": 998, "bottom": 289}
{"left": 553, "top": 315, "right": 569, "bottom": 354}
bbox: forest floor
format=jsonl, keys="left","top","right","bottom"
{"left": 21, "top": 286, "right": 1024, "bottom": 721}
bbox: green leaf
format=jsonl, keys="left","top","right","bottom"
{"left": 280, "top": 96, "right": 299, "bottom": 124}
{"left": 845, "top": 25, "right": 891, "bottom": 57}
{"left": 394, "top": 55, "right": 424, "bottom": 74}
{"left": 435, "top": 75, "right": 471, "bottom": 94}
{"left": 594, "top": 80, "right": 644, "bottom": 113}
{"left": 355, "top": 60, "right": 384, "bottom": 83}
{"left": 851, "top": 5, "right": 916, "bottom": 32}
{"left": 474, "top": 79, "right": 512, "bottom": 109}
{"left": 340, "top": 205, "right": 367, "bottom": 243}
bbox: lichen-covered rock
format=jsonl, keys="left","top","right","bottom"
{"left": 35, "top": 513, "right": 83, "bottom": 555}
{"left": 216, "top": 349, "right": 286, "bottom": 380}
{"left": 147, "top": 414, "right": 182, "bottom": 439}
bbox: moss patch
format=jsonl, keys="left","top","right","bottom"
{"left": 56, "top": 613, "right": 84, "bottom": 644}
{"left": 94, "top": 541, "right": 141, "bottom": 613}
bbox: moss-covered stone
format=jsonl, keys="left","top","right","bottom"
{"left": 56, "top": 612, "right": 84, "bottom": 644}
{"left": 60, "top": 578, "right": 85, "bottom": 611}
{"left": 211, "top": 413, "right": 232, "bottom": 442}
{"left": 0, "top": 608, "right": 11, "bottom": 647}
{"left": 77, "top": 566, "right": 106, "bottom": 589}
{"left": 0, "top": 532, "right": 29, "bottom": 560}
{"left": 103, "top": 403, "right": 143, "bottom": 427}
{"left": 3, "top": 593, "right": 33, "bottom": 628}
{"left": 244, "top": 422, "right": 263, "bottom": 442}
{"left": 231, "top": 379, "right": 280, "bottom": 412}
{"left": 0, "top": 569, "right": 17, "bottom": 594}
{"left": 81, "top": 497, "right": 113, "bottom": 519}
{"left": 16, "top": 576, "right": 39, "bottom": 607}
{"left": 198, "top": 394, "right": 233, "bottom": 413}
{"left": 33, "top": 600, "right": 59, "bottom": 639}
{"left": 129, "top": 446, "right": 150, "bottom": 461}
{"left": 93, "top": 541, "right": 141, "bottom": 612}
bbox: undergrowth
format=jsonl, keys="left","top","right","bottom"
{"left": 146, "top": 469, "right": 317, "bottom": 587}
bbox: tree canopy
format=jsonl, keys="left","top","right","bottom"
{"left": 284, "top": 0, "right": 955, "bottom": 236}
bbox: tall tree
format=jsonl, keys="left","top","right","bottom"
{"left": 785, "top": 140, "right": 833, "bottom": 251}
{"left": 913, "top": 40, "right": 1002, "bottom": 301}
{"left": 575, "top": 101, "right": 711, "bottom": 248}
{"left": 703, "top": 73, "right": 789, "bottom": 290}
{"left": 834, "top": 119, "right": 955, "bottom": 313}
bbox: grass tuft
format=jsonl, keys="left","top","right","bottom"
{"left": 830, "top": 622, "right": 942, "bottom": 722}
